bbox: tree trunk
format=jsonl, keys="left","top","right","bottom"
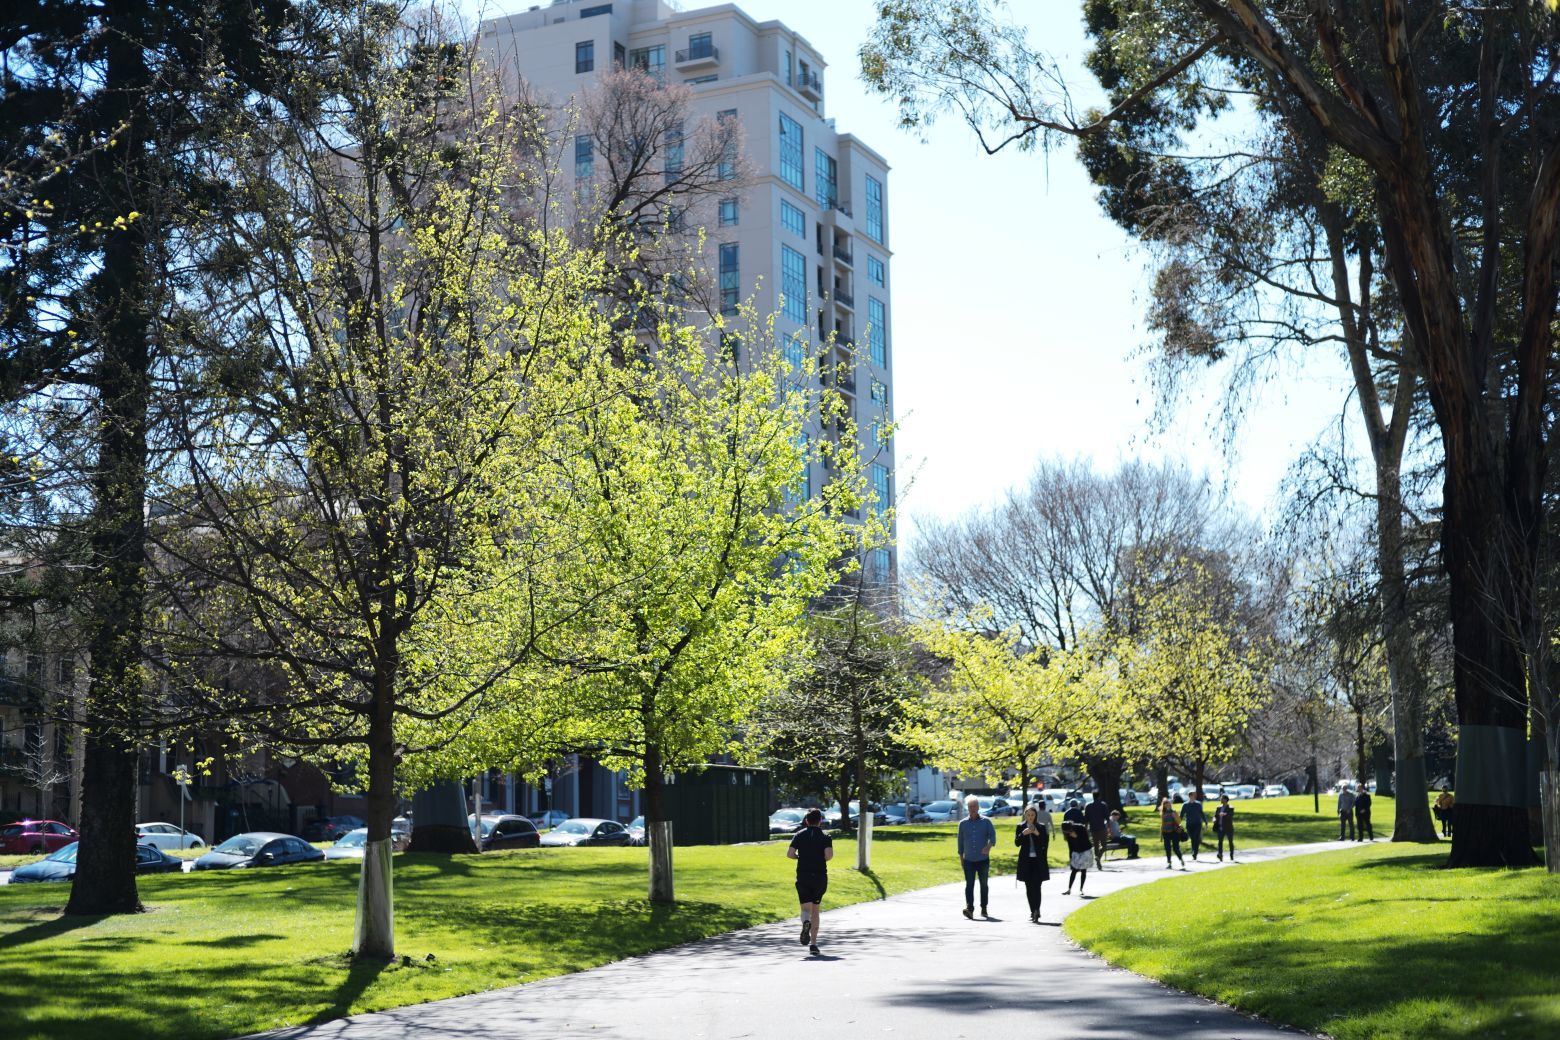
{"left": 1193, "top": 760, "right": 1206, "bottom": 801}
{"left": 1376, "top": 463, "right": 1439, "bottom": 842}
{"left": 1354, "top": 704, "right": 1369, "bottom": 788}
{"left": 65, "top": 4, "right": 152, "bottom": 917}
{"left": 645, "top": 742, "right": 673, "bottom": 903}
{"left": 853, "top": 723, "right": 870, "bottom": 871}
{"left": 1083, "top": 755, "right": 1124, "bottom": 814}
{"left": 1541, "top": 768, "right": 1560, "bottom": 874}
{"left": 352, "top": 681, "right": 397, "bottom": 960}
{"left": 407, "top": 780, "right": 478, "bottom": 853}
{"left": 1154, "top": 762, "right": 1170, "bottom": 804}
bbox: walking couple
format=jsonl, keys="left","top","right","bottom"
{"left": 957, "top": 794, "right": 1055, "bottom": 923}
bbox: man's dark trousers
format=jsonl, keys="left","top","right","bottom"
{"left": 1338, "top": 812, "right": 1355, "bottom": 840}
{"left": 961, "top": 858, "right": 989, "bottom": 911}
{"left": 1356, "top": 808, "right": 1373, "bottom": 840}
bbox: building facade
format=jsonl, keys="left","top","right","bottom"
{"left": 479, "top": 0, "right": 897, "bottom": 588}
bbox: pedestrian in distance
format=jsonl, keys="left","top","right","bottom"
{"left": 1182, "top": 789, "right": 1207, "bottom": 860}
{"left": 957, "top": 794, "right": 997, "bottom": 919}
{"left": 1434, "top": 788, "right": 1454, "bottom": 837}
{"left": 1083, "top": 793, "right": 1112, "bottom": 868}
{"left": 1015, "top": 804, "right": 1050, "bottom": 923}
{"left": 1337, "top": 783, "right": 1357, "bottom": 841}
{"left": 1159, "top": 797, "right": 1186, "bottom": 869}
{"left": 1061, "top": 799, "right": 1092, "bottom": 895}
{"left": 1354, "top": 783, "right": 1374, "bottom": 841}
{"left": 1212, "top": 794, "right": 1236, "bottom": 861}
{"left": 787, "top": 808, "right": 833, "bottom": 955}
{"left": 1107, "top": 810, "right": 1139, "bottom": 859}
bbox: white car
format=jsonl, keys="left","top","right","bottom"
{"left": 1262, "top": 784, "right": 1290, "bottom": 798}
{"left": 134, "top": 822, "right": 205, "bottom": 850}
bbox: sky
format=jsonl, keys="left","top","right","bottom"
{"left": 474, "top": 0, "right": 1363, "bottom": 556}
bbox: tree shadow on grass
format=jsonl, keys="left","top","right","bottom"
{"left": 856, "top": 867, "right": 887, "bottom": 899}
{"left": 0, "top": 910, "right": 105, "bottom": 951}
{"left": 304, "top": 957, "right": 391, "bottom": 1024}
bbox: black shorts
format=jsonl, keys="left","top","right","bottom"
{"left": 795, "top": 872, "right": 827, "bottom": 905}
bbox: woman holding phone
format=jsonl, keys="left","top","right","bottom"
{"left": 1015, "top": 804, "right": 1050, "bottom": 923}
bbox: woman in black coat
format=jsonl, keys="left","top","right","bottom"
{"left": 1015, "top": 805, "right": 1050, "bottom": 923}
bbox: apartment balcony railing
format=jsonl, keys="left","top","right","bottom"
{"left": 833, "top": 287, "right": 855, "bottom": 309}
{"left": 833, "top": 243, "right": 853, "bottom": 265}
{"left": 675, "top": 44, "right": 720, "bottom": 69}
{"left": 797, "top": 69, "right": 823, "bottom": 101}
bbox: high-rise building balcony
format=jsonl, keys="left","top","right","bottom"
{"left": 675, "top": 43, "right": 720, "bottom": 70}
{"left": 832, "top": 286, "right": 854, "bottom": 309}
{"left": 797, "top": 68, "right": 823, "bottom": 101}
{"left": 833, "top": 242, "right": 853, "bottom": 266}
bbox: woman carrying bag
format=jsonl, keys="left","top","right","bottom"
{"left": 1015, "top": 804, "right": 1050, "bottom": 923}
{"left": 1159, "top": 796, "right": 1186, "bottom": 869}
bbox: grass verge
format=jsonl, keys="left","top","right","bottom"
{"left": 1066, "top": 842, "right": 1560, "bottom": 1040}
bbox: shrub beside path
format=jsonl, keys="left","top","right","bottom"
{"left": 248, "top": 838, "right": 1357, "bottom": 1040}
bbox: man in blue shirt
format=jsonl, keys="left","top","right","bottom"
{"left": 956, "top": 795, "right": 997, "bottom": 919}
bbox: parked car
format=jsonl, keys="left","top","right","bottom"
{"left": 301, "top": 815, "right": 364, "bottom": 842}
{"left": 470, "top": 814, "right": 541, "bottom": 852}
{"left": 10, "top": 841, "right": 180, "bottom": 884}
{"left": 848, "top": 801, "right": 889, "bottom": 826}
{"left": 769, "top": 809, "right": 807, "bottom": 835}
{"left": 920, "top": 799, "right": 959, "bottom": 822}
{"left": 0, "top": 819, "right": 77, "bottom": 855}
{"left": 392, "top": 816, "right": 412, "bottom": 842}
{"left": 1262, "top": 784, "right": 1291, "bottom": 798}
{"left": 192, "top": 832, "right": 325, "bottom": 870}
{"left": 539, "top": 818, "right": 633, "bottom": 847}
{"left": 1037, "top": 791, "right": 1074, "bottom": 815}
{"left": 880, "top": 803, "right": 930, "bottom": 825}
{"left": 134, "top": 822, "right": 205, "bottom": 850}
{"left": 973, "top": 796, "right": 1019, "bottom": 818}
{"left": 625, "top": 816, "right": 646, "bottom": 846}
{"left": 528, "top": 809, "right": 570, "bottom": 831}
{"left": 322, "top": 826, "right": 411, "bottom": 859}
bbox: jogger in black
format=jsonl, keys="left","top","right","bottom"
{"left": 787, "top": 809, "right": 833, "bottom": 955}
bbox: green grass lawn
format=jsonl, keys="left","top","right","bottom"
{"left": 1066, "top": 842, "right": 1560, "bottom": 1040}
{"left": 0, "top": 826, "right": 994, "bottom": 1040}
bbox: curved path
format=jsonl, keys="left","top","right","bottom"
{"left": 249, "top": 839, "right": 1362, "bottom": 1040}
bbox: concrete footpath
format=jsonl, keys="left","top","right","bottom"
{"left": 250, "top": 839, "right": 1361, "bottom": 1040}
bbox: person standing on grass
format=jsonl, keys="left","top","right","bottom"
{"left": 1212, "top": 794, "right": 1236, "bottom": 861}
{"left": 1159, "top": 797, "right": 1186, "bottom": 869}
{"left": 1435, "top": 788, "right": 1454, "bottom": 837}
{"left": 1060, "top": 799, "right": 1092, "bottom": 895}
{"left": 787, "top": 808, "right": 832, "bottom": 955}
{"left": 1337, "top": 784, "right": 1357, "bottom": 841}
{"left": 957, "top": 795, "right": 996, "bottom": 919}
{"left": 1083, "top": 794, "right": 1112, "bottom": 868}
{"left": 1354, "top": 784, "right": 1374, "bottom": 841}
{"left": 1015, "top": 804, "right": 1050, "bottom": 923}
{"left": 1181, "top": 789, "right": 1207, "bottom": 860}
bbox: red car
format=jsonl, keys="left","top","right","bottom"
{"left": 0, "top": 819, "right": 78, "bottom": 855}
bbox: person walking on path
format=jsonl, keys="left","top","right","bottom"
{"left": 1354, "top": 784, "right": 1374, "bottom": 841}
{"left": 1060, "top": 799, "right": 1092, "bottom": 895}
{"left": 1337, "top": 784, "right": 1357, "bottom": 841}
{"left": 1434, "top": 788, "right": 1454, "bottom": 837}
{"left": 1212, "top": 794, "right": 1236, "bottom": 861}
{"left": 1083, "top": 794, "right": 1112, "bottom": 867}
{"left": 786, "top": 809, "right": 833, "bottom": 955}
{"left": 1181, "top": 790, "right": 1207, "bottom": 860}
{"left": 1159, "top": 797, "right": 1186, "bottom": 869}
{"left": 957, "top": 795, "right": 997, "bottom": 919}
{"left": 1015, "top": 805, "right": 1050, "bottom": 923}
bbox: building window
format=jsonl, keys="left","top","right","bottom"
{"left": 717, "top": 109, "right": 738, "bottom": 179}
{"left": 780, "top": 199, "right": 805, "bottom": 237}
{"left": 575, "top": 135, "right": 593, "bottom": 179}
{"left": 785, "top": 49, "right": 793, "bottom": 86}
{"left": 719, "top": 242, "right": 739, "bottom": 315}
{"left": 719, "top": 198, "right": 738, "bottom": 226}
{"left": 871, "top": 464, "right": 892, "bottom": 509}
{"left": 870, "top": 379, "right": 887, "bottom": 404}
{"left": 869, "top": 547, "right": 892, "bottom": 582}
{"left": 783, "top": 331, "right": 808, "bottom": 371}
{"left": 865, "top": 175, "right": 884, "bottom": 243}
{"left": 779, "top": 112, "right": 803, "bottom": 192}
{"left": 867, "top": 296, "right": 887, "bottom": 367}
{"left": 581, "top": 3, "right": 613, "bottom": 17}
{"left": 867, "top": 255, "right": 885, "bottom": 287}
{"left": 664, "top": 120, "right": 683, "bottom": 182}
{"left": 781, "top": 245, "right": 807, "bottom": 324}
{"left": 629, "top": 45, "right": 665, "bottom": 81}
{"left": 786, "top": 433, "right": 811, "bottom": 506}
{"left": 614, "top": 41, "right": 626, "bottom": 67}
{"left": 814, "top": 148, "right": 837, "bottom": 210}
{"left": 575, "top": 40, "right": 595, "bottom": 74}
{"left": 687, "top": 31, "right": 713, "bottom": 59}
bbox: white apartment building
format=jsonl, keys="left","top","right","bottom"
{"left": 479, "top": 0, "right": 897, "bottom": 587}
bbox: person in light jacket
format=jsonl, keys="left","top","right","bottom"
{"left": 1337, "top": 784, "right": 1357, "bottom": 840}
{"left": 1015, "top": 805, "right": 1050, "bottom": 923}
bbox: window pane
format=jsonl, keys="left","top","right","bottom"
{"left": 575, "top": 40, "right": 595, "bottom": 74}
{"left": 868, "top": 297, "right": 887, "bottom": 367}
{"left": 779, "top": 113, "right": 804, "bottom": 191}
{"left": 719, "top": 198, "right": 738, "bottom": 226}
{"left": 813, "top": 149, "right": 837, "bottom": 210}
{"left": 865, "top": 176, "right": 884, "bottom": 243}
{"left": 719, "top": 243, "right": 740, "bottom": 315}
{"left": 781, "top": 246, "right": 807, "bottom": 324}
{"left": 780, "top": 200, "right": 805, "bottom": 237}
{"left": 574, "top": 135, "right": 593, "bottom": 179}
{"left": 867, "top": 255, "right": 885, "bottom": 286}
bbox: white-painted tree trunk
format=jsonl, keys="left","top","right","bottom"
{"left": 856, "top": 812, "right": 872, "bottom": 871}
{"left": 353, "top": 837, "right": 395, "bottom": 959}
{"left": 648, "top": 820, "right": 674, "bottom": 903}
{"left": 1542, "top": 770, "right": 1560, "bottom": 874}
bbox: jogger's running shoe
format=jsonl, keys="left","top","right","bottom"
{"left": 800, "top": 919, "right": 811, "bottom": 945}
